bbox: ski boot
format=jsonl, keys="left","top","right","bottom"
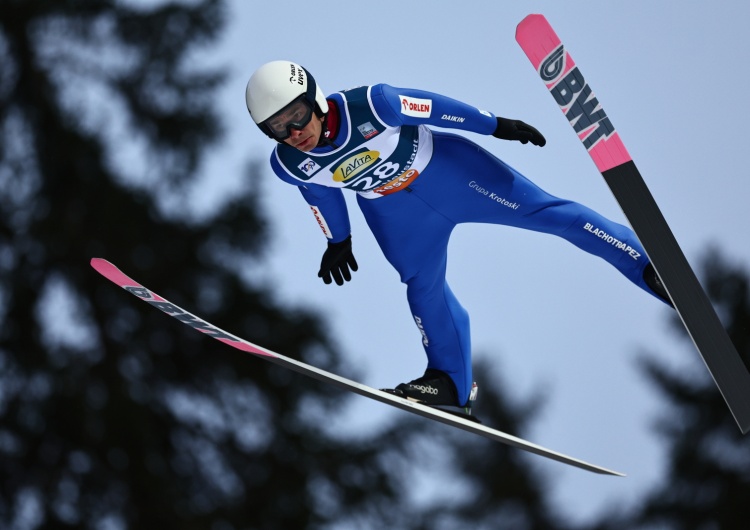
{"left": 382, "top": 369, "right": 480, "bottom": 423}
{"left": 643, "top": 262, "right": 673, "bottom": 307}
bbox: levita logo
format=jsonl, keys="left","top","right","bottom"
{"left": 332, "top": 150, "right": 380, "bottom": 182}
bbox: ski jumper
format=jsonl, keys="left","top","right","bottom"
{"left": 268, "top": 84, "right": 656, "bottom": 406}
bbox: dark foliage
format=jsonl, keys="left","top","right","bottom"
{"left": 588, "top": 248, "right": 750, "bottom": 530}
{"left": 0, "top": 1, "right": 402, "bottom": 528}
{"left": 0, "top": 2, "right": 589, "bottom": 528}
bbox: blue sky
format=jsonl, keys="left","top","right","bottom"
{"left": 192, "top": 1, "right": 750, "bottom": 523}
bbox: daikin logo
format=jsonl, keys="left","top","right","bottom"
{"left": 538, "top": 45, "right": 615, "bottom": 150}
{"left": 441, "top": 114, "right": 465, "bottom": 123}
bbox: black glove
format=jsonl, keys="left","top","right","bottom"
{"left": 493, "top": 117, "right": 546, "bottom": 147}
{"left": 318, "top": 235, "right": 358, "bottom": 286}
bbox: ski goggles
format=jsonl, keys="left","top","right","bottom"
{"left": 261, "top": 95, "right": 315, "bottom": 141}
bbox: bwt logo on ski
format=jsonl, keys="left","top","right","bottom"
{"left": 539, "top": 45, "right": 615, "bottom": 150}
{"left": 124, "top": 286, "right": 240, "bottom": 341}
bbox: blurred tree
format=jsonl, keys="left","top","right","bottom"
{"left": 588, "top": 248, "right": 750, "bottom": 530}
{"left": 0, "top": 1, "right": 404, "bottom": 528}
{"left": 405, "top": 359, "right": 576, "bottom": 530}
{"left": 0, "top": 1, "right": 590, "bottom": 529}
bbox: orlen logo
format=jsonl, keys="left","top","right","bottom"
{"left": 332, "top": 150, "right": 380, "bottom": 182}
{"left": 399, "top": 95, "right": 432, "bottom": 118}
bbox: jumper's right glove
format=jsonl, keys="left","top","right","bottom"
{"left": 318, "top": 235, "right": 358, "bottom": 286}
{"left": 493, "top": 117, "right": 546, "bottom": 147}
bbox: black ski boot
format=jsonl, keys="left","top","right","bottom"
{"left": 382, "top": 369, "right": 480, "bottom": 422}
{"left": 643, "top": 263, "right": 673, "bottom": 307}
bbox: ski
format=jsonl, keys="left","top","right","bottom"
{"left": 91, "top": 257, "right": 623, "bottom": 476}
{"left": 516, "top": 14, "right": 750, "bottom": 434}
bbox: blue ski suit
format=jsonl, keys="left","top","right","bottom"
{"left": 268, "top": 84, "right": 657, "bottom": 406}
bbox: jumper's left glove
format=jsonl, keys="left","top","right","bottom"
{"left": 318, "top": 235, "right": 358, "bottom": 286}
{"left": 493, "top": 117, "right": 546, "bottom": 147}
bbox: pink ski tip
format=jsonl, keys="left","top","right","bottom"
{"left": 516, "top": 14, "right": 547, "bottom": 36}
{"left": 515, "top": 14, "right": 563, "bottom": 70}
{"left": 91, "top": 257, "right": 139, "bottom": 287}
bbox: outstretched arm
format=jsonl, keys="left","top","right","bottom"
{"left": 370, "top": 83, "right": 545, "bottom": 146}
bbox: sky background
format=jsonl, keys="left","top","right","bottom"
{"left": 186, "top": 1, "right": 750, "bottom": 524}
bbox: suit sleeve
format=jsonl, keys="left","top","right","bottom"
{"left": 369, "top": 83, "right": 498, "bottom": 135}
{"left": 270, "top": 152, "right": 351, "bottom": 243}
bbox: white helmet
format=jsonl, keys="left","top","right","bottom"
{"left": 245, "top": 60, "right": 328, "bottom": 138}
